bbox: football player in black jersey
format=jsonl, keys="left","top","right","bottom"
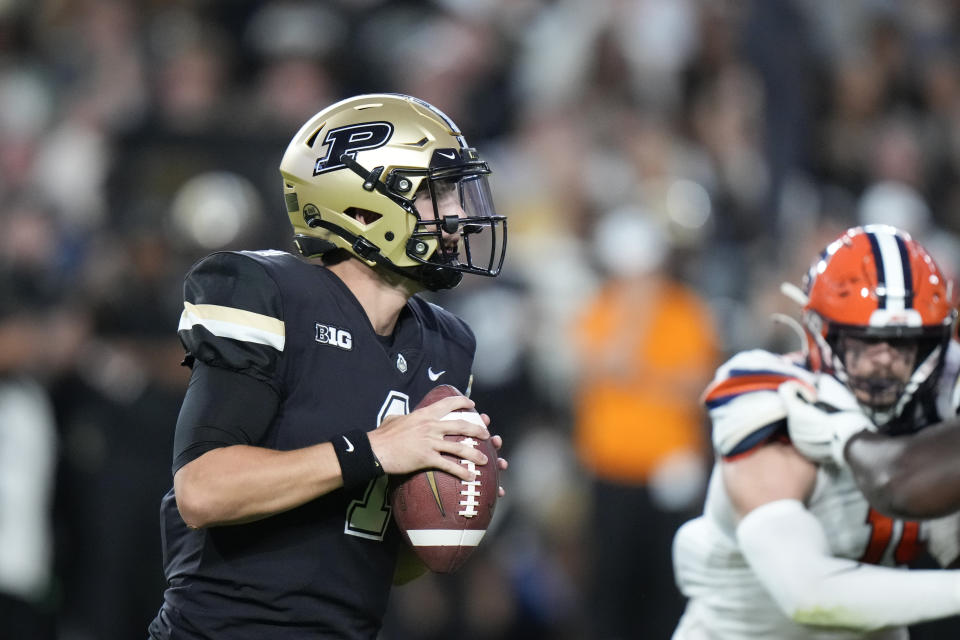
{"left": 148, "top": 94, "right": 508, "bottom": 639}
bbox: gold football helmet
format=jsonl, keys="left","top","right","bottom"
{"left": 279, "top": 93, "right": 506, "bottom": 290}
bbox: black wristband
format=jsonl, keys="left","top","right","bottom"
{"left": 332, "top": 429, "right": 384, "bottom": 491}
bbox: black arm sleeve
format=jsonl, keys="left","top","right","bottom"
{"left": 172, "top": 361, "right": 281, "bottom": 474}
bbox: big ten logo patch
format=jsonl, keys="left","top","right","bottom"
{"left": 315, "top": 322, "right": 353, "bottom": 350}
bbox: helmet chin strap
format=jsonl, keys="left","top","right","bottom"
{"left": 844, "top": 376, "right": 903, "bottom": 426}
{"left": 301, "top": 217, "right": 462, "bottom": 290}
{"left": 892, "top": 344, "right": 943, "bottom": 417}
{"left": 418, "top": 264, "right": 462, "bottom": 290}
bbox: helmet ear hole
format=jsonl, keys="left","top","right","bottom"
{"left": 344, "top": 207, "right": 381, "bottom": 225}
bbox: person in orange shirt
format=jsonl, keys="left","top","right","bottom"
{"left": 573, "top": 209, "right": 719, "bottom": 640}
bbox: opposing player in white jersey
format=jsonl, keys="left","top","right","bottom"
{"left": 672, "top": 225, "right": 960, "bottom": 639}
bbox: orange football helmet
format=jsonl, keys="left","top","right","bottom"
{"left": 801, "top": 224, "right": 957, "bottom": 429}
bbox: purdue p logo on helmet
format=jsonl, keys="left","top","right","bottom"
{"left": 279, "top": 94, "right": 507, "bottom": 290}
{"left": 311, "top": 122, "right": 393, "bottom": 176}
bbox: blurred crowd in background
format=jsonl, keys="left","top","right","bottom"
{"left": 3, "top": 0, "right": 960, "bottom": 639}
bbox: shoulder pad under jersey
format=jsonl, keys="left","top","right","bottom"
{"left": 703, "top": 349, "right": 813, "bottom": 458}
{"left": 177, "top": 251, "right": 289, "bottom": 387}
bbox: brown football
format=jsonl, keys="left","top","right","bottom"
{"left": 390, "top": 384, "right": 499, "bottom": 573}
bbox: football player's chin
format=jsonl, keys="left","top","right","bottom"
{"left": 853, "top": 383, "right": 899, "bottom": 407}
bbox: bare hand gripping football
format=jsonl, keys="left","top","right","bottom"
{"left": 390, "top": 385, "right": 499, "bottom": 573}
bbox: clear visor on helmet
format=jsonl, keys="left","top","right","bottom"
{"left": 410, "top": 173, "right": 507, "bottom": 278}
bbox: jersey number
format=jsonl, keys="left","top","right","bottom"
{"left": 859, "top": 507, "right": 922, "bottom": 565}
{"left": 343, "top": 391, "right": 409, "bottom": 540}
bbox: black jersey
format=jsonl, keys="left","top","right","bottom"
{"left": 149, "top": 250, "right": 476, "bottom": 639}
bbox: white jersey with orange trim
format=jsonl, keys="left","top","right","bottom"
{"left": 672, "top": 346, "right": 960, "bottom": 640}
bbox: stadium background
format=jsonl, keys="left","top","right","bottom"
{"left": 1, "top": 0, "right": 960, "bottom": 638}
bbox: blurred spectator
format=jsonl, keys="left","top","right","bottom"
{"left": 857, "top": 179, "right": 960, "bottom": 282}
{"left": 0, "top": 376, "right": 57, "bottom": 640}
{"left": 0, "top": 199, "right": 85, "bottom": 639}
{"left": 148, "top": 11, "right": 234, "bottom": 134}
{"left": 742, "top": 0, "right": 818, "bottom": 238}
{"left": 858, "top": 179, "right": 932, "bottom": 237}
{"left": 572, "top": 209, "right": 719, "bottom": 639}
{"left": 242, "top": 2, "right": 340, "bottom": 133}
{"left": 54, "top": 232, "right": 186, "bottom": 640}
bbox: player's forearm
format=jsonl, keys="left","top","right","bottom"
{"left": 846, "top": 420, "right": 960, "bottom": 519}
{"left": 738, "top": 499, "right": 960, "bottom": 630}
{"left": 174, "top": 443, "right": 343, "bottom": 528}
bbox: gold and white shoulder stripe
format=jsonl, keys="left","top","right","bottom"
{"left": 178, "top": 301, "right": 285, "bottom": 351}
